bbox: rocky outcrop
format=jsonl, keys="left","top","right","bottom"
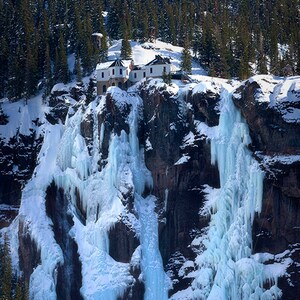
{"left": 233, "top": 80, "right": 300, "bottom": 154}
{"left": 45, "top": 182, "right": 83, "bottom": 300}
{"left": 0, "top": 132, "right": 43, "bottom": 207}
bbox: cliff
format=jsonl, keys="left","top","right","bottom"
{"left": 0, "top": 75, "right": 299, "bottom": 299}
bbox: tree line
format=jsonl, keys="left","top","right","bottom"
{"left": 0, "top": 0, "right": 299, "bottom": 101}
{"left": 0, "top": 236, "right": 29, "bottom": 300}
{"left": 0, "top": 0, "right": 108, "bottom": 100}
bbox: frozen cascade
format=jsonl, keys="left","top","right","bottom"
{"left": 189, "top": 86, "right": 285, "bottom": 299}
{"left": 6, "top": 87, "right": 169, "bottom": 299}
{"left": 14, "top": 123, "right": 65, "bottom": 300}
{"left": 17, "top": 87, "right": 167, "bottom": 299}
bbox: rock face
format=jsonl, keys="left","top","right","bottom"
{"left": 45, "top": 182, "right": 83, "bottom": 300}
{"left": 0, "top": 132, "right": 43, "bottom": 206}
{"left": 140, "top": 81, "right": 220, "bottom": 295}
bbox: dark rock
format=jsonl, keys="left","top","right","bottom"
{"left": 0, "top": 132, "right": 43, "bottom": 206}
{"left": 98, "top": 92, "right": 131, "bottom": 163}
{"left": 189, "top": 89, "right": 220, "bottom": 126}
{"left": 109, "top": 221, "right": 139, "bottom": 263}
{"left": 18, "top": 220, "right": 41, "bottom": 285}
{"left": 140, "top": 84, "right": 220, "bottom": 295}
{"left": 45, "top": 181, "right": 83, "bottom": 300}
{"left": 233, "top": 81, "right": 300, "bottom": 154}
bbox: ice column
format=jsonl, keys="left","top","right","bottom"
{"left": 192, "top": 86, "right": 281, "bottom": 299}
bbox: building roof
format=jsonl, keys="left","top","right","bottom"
{"left": 132, "top": 65, "right": 145, "bottom": 70}
{"left": 92, "top": 32, "right": 103, "bottom": 38}
{"left": 145, "top": 55, "right": 171, "bottom": 66}
{"left": 110, "top": 58, "right": 125, "bottom": 67}
{"left": 96, "top": 59, "right": 132, "bottom": 70}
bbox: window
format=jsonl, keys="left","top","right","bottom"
{"left": 103, "top": 85, "right": 106, "bottom": 93}
{"left": 112, "top": 69, "right": 115, "bottom": 75}
{"left": 150, "top": 67, "right": 153, "bottom": 73}
{"left": 143, "top": 72, "right": 146, "bottom": 77}
{"left": 134, "top": 72, "right": 137, "bottom": 79}
{"left": 112, "top": 82, "right": 115, "bottom": 86}
{"left": 120, "top": 69, "right": 123, "bottom": 75}
{"left": 101, "top": 72, "right": 104, "bottom": 78}
{"left": 163, "top": 66, "right": 166, "bottom": 73}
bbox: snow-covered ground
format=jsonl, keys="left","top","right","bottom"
{"left": 108, "top": 39, "right": 207, "bottom": 76}
{"left": 248, "top": 75, "right": 300, "bottom": 123}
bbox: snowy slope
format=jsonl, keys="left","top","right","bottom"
{"left": 108, "top": 40, "right": 206, "bottom": 76}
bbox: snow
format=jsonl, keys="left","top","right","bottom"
{"left": 261, "top": 154, "right": 300, "bottom": 165}
{"left": 247, "top": 75, "right": 300, "bottom": 123}
{"left": 0, "top": 94, "right": 46, "bottom": 141}
{"left": 174, "top": 154, "right": 190, "bottom": 165}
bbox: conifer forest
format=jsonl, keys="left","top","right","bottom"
{"left": 0, "top": 0, "right": 299, "bottom": 100}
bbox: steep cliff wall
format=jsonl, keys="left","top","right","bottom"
{"left": 0, "top": 76, "right": 299, "bottom": 299}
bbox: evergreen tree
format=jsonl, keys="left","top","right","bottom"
{"left": 120, "top": 30, "right": 132, "bottom": 60}
{"left": 43, "top": 43, "right": 52, "bottom": 99}
{"left": 74, "top": 53, "right": 82, "bottom": 83}
{"left": 0, "top": 236, "right": 12, "bottom": 300}
{"left": 86, "top": 78, "right": 96, "bottom": 104}
{"left": 162, "top": 69, "right": 172, "bottom": 85}
{"left": 180, "top": 40, "right": 192, "bottom": 74}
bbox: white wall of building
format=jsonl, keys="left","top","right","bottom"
{"left": 145, "top": 64, "right": 171, "bottom": 78}
{"left": 97, "top": 69, "right": 110, "bottom": 81}
{"left": 129, "top": 69, "right": 146, "bottom": 82}
{"left": 109, "top": 66, "right": 129, "bottom": 79}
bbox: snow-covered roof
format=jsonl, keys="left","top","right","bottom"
{"left": 92, "top": 32, "right": 103, "bottom": 38}
{"left": 145, "top": 55, "right": 170, "bottom": 66}
{"left": 96, "top": 59, "right": 132, "bottom": 70}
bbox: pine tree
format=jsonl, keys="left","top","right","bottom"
{"left": 180, "top": 39, "right": 192, "bottom": 74}
{"left": 120, "top": 30, "right": 132, "bottom": 60}
{"left": 74, "top": 53, "right": 82, "bottom": 83}
{"left": 1, "top": 236, "right": 12, "bottom": 300}
{"left": 162, "top": 69, "right": 171, "bottom": 85}
{"left": 86, "top": 78, "right": 96, "bottom": 104}
{"left": 43, "top": 43, "right": 52, "bottom": 99}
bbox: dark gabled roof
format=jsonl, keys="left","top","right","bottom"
{"left": 132, "top": 65, "right": 144, "bottom": 70}
{"left": 109, "top": 58, "right": 125, "bottom": 67}
{"left": 145, "top": 55, "right": 171, "bottom": 66}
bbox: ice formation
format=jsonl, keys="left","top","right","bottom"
{"left": 181, "top": 85, "right": 290, "bottom": 299}
{"left": 10, "top": 87, "right": 168, "bottom": 299}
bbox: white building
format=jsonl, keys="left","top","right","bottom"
{"left": 96, "top": 59, "right": 132, "bottom": 95}
{"left": 96, "top": 55, "right": 172, "bottom": 95}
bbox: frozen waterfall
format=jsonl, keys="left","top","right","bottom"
{"left": 189, "top": 85, "right": 285, "bottom": 299}
{"left": 13, "top": 88, "right": 168, "bottom": 299}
